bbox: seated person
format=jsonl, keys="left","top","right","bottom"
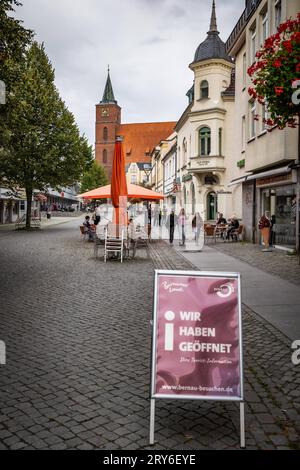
{"left": 216, "top": 213, "right": 227, "bottom": 225}
{"left": 83, "top": 215, "right": 94, "bottom": 241}
{"left": 226, "top": 216, "right": 239, "bottom": 240}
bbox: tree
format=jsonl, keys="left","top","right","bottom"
{"left": 80, "top": 160, "right": 108, "bottom": 193}
{"left": 0, "top": 42, "right": 93, "bottom": 228}
{"left": 0, "top": 0, "right": 33, "bottom": 157}
{"left": 248, "top": 13, "right": 300, "bottom": 129}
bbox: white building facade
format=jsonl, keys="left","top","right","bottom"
{"left": 227, "top": 0, "right": 299, "bottom": 248}
{"left": 175, "top": 1, "right": 239, "bottom": 223}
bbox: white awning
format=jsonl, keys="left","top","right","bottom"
{"left": 227, "top": 176, "right": 248, "bottom": 187}
{"left": 246, "top": 165, "right": 291, "bottom": 181}
{"left": 228, "top": 164, "right": 293, "bottom": 187}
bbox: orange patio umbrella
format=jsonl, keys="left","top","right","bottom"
{"left": 111, "top": 137, "right": 128, "bottom": 227}
{"left": 79, "top": 183, "right": 164, "bottom": 201}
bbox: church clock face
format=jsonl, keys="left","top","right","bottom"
{"left": 102, "top": 108, "right": 109, "bottom": 117}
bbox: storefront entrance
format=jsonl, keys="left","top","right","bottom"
{"left": 262, "top": 185, "right": 296, "bottom": 247}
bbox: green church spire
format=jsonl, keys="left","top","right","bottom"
{"left": 101, "top": 66, "right": 117, "bottom": 104}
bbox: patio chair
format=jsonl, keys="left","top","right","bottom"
{"left": 104, "top": 224, "right": 125, "bottom": 263}
{"left": 204, "top": 224, "right": 216, "bottom": 244}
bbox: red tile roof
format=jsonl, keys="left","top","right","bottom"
{"left": 117, "top": 122, "right": 176, "bottom": 163}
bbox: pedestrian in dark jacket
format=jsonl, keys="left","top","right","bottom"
{"left": 166, "top": 210, "right": 177, "bottom": 245}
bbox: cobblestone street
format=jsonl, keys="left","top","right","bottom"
{"left": 0, "top": 221, "right": 299, "bottom": 450}
{"left": 212, "top": 241, "right": 300, "bottom": 286}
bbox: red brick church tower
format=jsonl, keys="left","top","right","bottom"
{"left": 95, "top": 68, "right": 121, "bottom": 178}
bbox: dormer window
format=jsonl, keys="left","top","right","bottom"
{"left": 200, "top": 80, "right": 209, "bottom": 99}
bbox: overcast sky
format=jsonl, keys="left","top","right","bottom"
{"left": 14, "top": 0, "right": 243, "bottom": 146}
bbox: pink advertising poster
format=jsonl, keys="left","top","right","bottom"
{"left": 151, "top": 271, "right": 243, "bottom": 401}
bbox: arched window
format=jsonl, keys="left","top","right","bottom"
{"left": 200, "top": 80, "right": 209, "bottom": 99}
{"left": 199, "top": 127, "right": 211, "bottom": 156}
{"left": 103, "top": 127, "right": 108, "bottom": 141}
{"left": 103, "top": 149, "right": 107, "bottom": 164}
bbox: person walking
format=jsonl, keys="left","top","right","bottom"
{"left": 166, "top": 209, "right": 177, "bottom": 245}
{"left": 192, "top": 212, "right": 203, "bottom": 245}
{"left": 178, "top": 208, "right": 187, "bottom": 246}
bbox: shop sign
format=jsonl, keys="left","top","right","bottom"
{"left": 149, "top": 270, "right": 245, "bottom": 447}
{"left": 151, "top": 270, "right": 243, "bottom": 401}
{"left": 256, "top": 172, "right": 293, "bottom": 187}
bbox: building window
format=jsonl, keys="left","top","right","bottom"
{"left": 250, "top": 26, "right": 257, "bottom": 64}
{"left": 218, "top": 128, "right": 223, "bottom": 156}
{"left": 20, "top": 201, "right": 25, "bottom": 211}
{"left": 261, "top": 102, "right": 269, "bottom": 132}
{"left": 242, "top": 53, "right": 247, "bottom": 89}
{"left": 183, "top": 138, "right": 187, "bottom": 164}
{"left": 131, "top": 175, "right": 137, "bottom": 184}
{"left": 250, "top": 102, "right": 256, "bottom": 138}
{"left": 200, "top": 80, "right": 209, "bottom": 99}
{"left": 261, "top": 10, "right": 268, "bottom": 44}
{"left": 199, "top": 127, "right": 211, "bottom": 156}
{"left": 275, "top": 0, "right": 281, "bottom": 30}
{"left": 103, "top": 149, "right": 107, "bottom": 164}
{"left": 103, "top": 127, "right": 108, "bottom": 141}
{"left": 242, "top": 116, "right": 246, "bottom": 151}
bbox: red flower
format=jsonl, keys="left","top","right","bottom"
{"left": 291, "top": 32, "right": 300, "bottom": 43}
{"left": 248, "top": 87, "right": 257, "bottom": 98}
{"left": 296, "top": 63, "right": 300, "bottom": 73}
{"left": 274, "top": 86, "right": 284, "bottom": 96}
{"left": 273, "top": 59, "right": 282, "bottom": 68}
{"left": 282, "top": 40, "right": 293, "bottom": 52}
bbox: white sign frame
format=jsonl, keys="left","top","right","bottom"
{"left": 149, "top": 269, "right": 245, "bottom": 448}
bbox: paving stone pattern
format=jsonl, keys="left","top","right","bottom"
{"left": 212, "top": 241, "right": 300, "bottom": 286}
{"left": 0, "top": 222, "right": 299, "bottom": 450}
